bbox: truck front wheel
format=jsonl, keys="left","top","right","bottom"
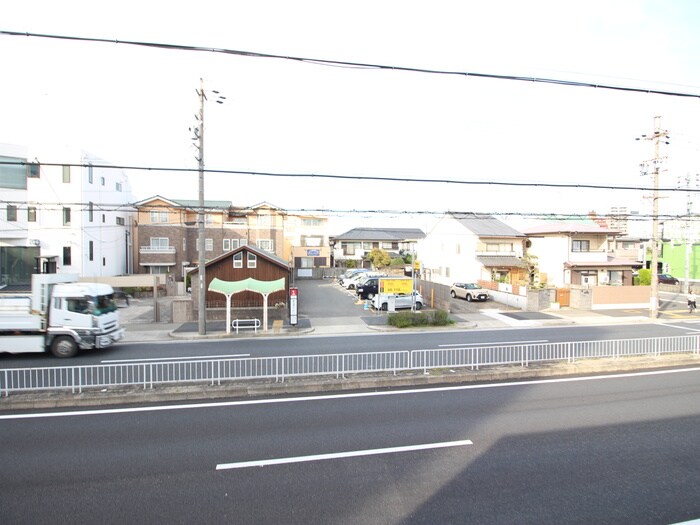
{"left": 51, "top": 336, "right": 78, "bottom": 358}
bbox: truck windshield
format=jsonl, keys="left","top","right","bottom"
{"left": 91, "top": 294, "right": 118, "bottom": 315}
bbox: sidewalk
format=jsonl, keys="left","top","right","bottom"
{"left": 118, "top": 294, "right": 655, "bottom": 343}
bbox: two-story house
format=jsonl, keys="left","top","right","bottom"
{"left": 419, "top": 213, "right": 527, "bottom": 286}
{"left": 330, "top": 227, "right": 425, "bottom": 268}
{"left": 522, "top": 222, "right": 642, "bottom": 287}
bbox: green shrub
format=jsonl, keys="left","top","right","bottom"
{"left": 637, "top": 268, "right": 651, "bottom": 285}
{"left": 387, "top": 309, "right": 453, "bottom": 328}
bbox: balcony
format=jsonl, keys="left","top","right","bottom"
{"left": 140, "top": 246, "right": 176, "bottom": 254}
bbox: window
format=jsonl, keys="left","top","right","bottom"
{"left": 302, "top": 218, "right": 322, "bottom": 227}
{"left": 223, "top": 239, "right": 231, "bottom": 251}
{"left": 116, "top": 217, "right": 125, "bottom": 226}
{"left": 257, "top": 239, "right": 273, "bottom": 252}
{"left": 258, "top": 214, "right": 271, "bottom": 226}
{"left": 205, "top": 214, "right": 213, "bottom": 224}
{"left": 205, "top": 238, "right": 213, "bottom": 251}
{"left": 102, "top": 214, "right": 105, "bottom": 223}
{"left": 88, "top": 202, "right": 94, "bottom": 222}
{"left": 485, "top": 242, "right": 513, "bottom": 252}
{"left": 149, "top": 266, "right": 170, "bottom": 275}
{"left": 63, "top": 207, "right": 71, "bottom": 226}
{"left": 233, "top": 252, "right": 243, "bottom": 268}
{"left": 150, "top": 237, "right": 169, "bottom": 249}
{"left": 381, "top": 242, "right": 394, "bottom": 250}
{"left": 67, "top": 298, "right": 89, "bottom": 314}
{"left": 300, "top": 257, "right": 314, "bottom": 268}
{"left": 230, "top": 217, "right": 246, "bottom": 225}
{"left": 62, "top": 165, "right": 70, "bottom": 183}
{"left": 231, "top": 239, "right": 240, "bottom": 250}
{"left": 150, "top": 210, "right": 168, "bottom": 223}
{"left": 116, "top": 182, "right": 122, "bottom": 192}
{"left": 239, "top": 239, "right": 248, "bottom": 246}
{"left": 572, "top": 240, "right": 590, "bottom": 252}
{"left": 27, "top": 163, "right": 40, "bottom": 178}
{"left": 247, "top": 253, "right": 257, "bottom": 268}
{"left": 63, "top": 246, "right": 72, "bottom": 266}
{"left": 183, "top": 238, "right": 187, "bottom": 251}
{"left": 301, "top": 235, "right": 322, "bottom": 247}
{"left": 88, "top": 164, "right": 93, "bottom": 183}
{"left": 100, "top": 176, "right": 105, "bottom": 186}
{"left": 27, "top": 206, "right": 36, "bottom": 222}
{"left": 6, "top": 205, "right": 17, "bottom": 222}
{"left": 89, "top": 241, "right": 94, "bottom": 261}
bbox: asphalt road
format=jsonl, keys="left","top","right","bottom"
{"left": 2, "top": 368, "right": 699, "bottom": 524}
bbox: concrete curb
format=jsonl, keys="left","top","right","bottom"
{"left": 3, "top": 353, "right": 698, "bottom": 411}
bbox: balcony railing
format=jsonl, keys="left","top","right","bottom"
{"left": 139, "top": 246, "right": 176, "bottom": 254}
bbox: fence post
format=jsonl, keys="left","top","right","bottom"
{"left": 3, "top": 369, "right": 7, "bottom": 397}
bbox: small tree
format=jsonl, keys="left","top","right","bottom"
{"left": 367, "top": 248, "right": 391, "bottom": 268}
{"left": 638, "top": 268, "right": 651, "bottom": 285}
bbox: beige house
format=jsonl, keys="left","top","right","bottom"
{"left": 522, "top": 222, "right": 642, "bottom": 287}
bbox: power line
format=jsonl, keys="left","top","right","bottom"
{"left": 2, "top": 30, "right": 700, "bottom": 99}
{"left": 1, "top": 160, "right": 698, "bottom": 195}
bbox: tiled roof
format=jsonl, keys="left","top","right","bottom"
{"left": 476, "top": 256, "right": 527, "bottom": 268}
{"left": 449, "top": 213, "right": 525, "bottom": 237}
{"left": 332, "top": 227, "right": 425, "bottom": 241}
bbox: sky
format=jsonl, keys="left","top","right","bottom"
{"left": 2, "top": 0, "right": 700, "bottom": 234}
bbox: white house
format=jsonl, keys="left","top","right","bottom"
{"left": 419, "top": 213, "right": 527, "bottom": 286}
{"left": 0, "top": 142, "right": 133, "bottom": 285}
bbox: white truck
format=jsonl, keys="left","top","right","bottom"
{"left": 0, "top": 274, "right": 124, "bottom": 358}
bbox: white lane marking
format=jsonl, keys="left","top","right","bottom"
{"left": 439, "top": 340, "right": 548, "bottom": 347}
{"left": 216, "top": 439, "right": 474, "bottom": 470}
{"left": 101, "top": 354, "right": 250, "bottom": 364}
{"left": 656, "top": 323, "right": 700, "bottom": 333}
{"left": 3, "top": 367, "right": 700, "bottom": 420}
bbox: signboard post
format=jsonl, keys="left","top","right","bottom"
{"left": 289, "top": 287, "right": 298, "bottom": 326}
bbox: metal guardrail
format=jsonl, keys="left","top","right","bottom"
{"left": 1, "top": 336, "right": 698, "bottom": 396}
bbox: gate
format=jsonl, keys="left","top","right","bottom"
{"left": 556, "top": 288, "right": 571, "bottom": 307}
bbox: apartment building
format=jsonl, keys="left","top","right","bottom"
{"left": 133, "top": 197, "right": 329, "bottom": 281}
{"left": 0, "top": 142, "right": 132, "bottom": 286}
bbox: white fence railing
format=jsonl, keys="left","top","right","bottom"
{"left": 2, "top": 336, "right": 698, "bottom": 396}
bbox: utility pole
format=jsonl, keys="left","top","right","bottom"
{"left": 195, "top": 79, "right": 207, "bottom": 335}
{"left": 637, "top": 116, "right": 670, "bottom": 319}
{"left": 191, "top": 80, "right": 226, "bottom": 335}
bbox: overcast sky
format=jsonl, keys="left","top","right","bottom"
{"left": 2, "top": 0, "right": 700, "bottom": 234}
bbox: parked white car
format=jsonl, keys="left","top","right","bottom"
{"left": 344, "top": 271, "right": 382, "bottom": 290}
{"left": 450, "top": 282, "right": 489, "bottom": 302}
{"left": 372, "top": 291, "right": 424, "bottom": 311}
{"left": 338, "top": 268, "right": 369, "bottom": 287}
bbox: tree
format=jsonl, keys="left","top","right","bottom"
{"left": 367, "top": 248, "right": 391, "bottom": 268}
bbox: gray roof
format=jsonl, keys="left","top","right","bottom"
{"left": 476, "top": 256, "right": 527, "bottom": 268}
{"left": 171, "top": 198, "right": 232, "bottom": 209}
{"left": 449, "top": 213, "right": 525, "bottom": 238}
{"left": 332, "top": 227, "right": 425, "bottom": 241}
{"left": 133, "top": 195, "right": 232, "bottom": 209}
